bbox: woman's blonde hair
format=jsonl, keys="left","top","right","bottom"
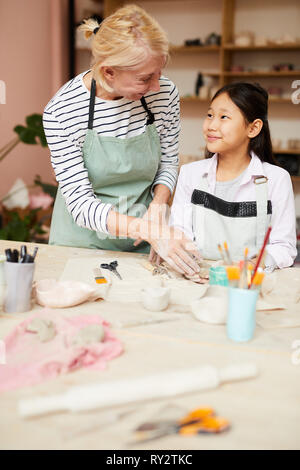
{"left": 78, "top": 4, "right": 169, "bottom": 92}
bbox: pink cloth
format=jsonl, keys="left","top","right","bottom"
{"left": 0, "top": 310, "right": 123, "bottom": 392}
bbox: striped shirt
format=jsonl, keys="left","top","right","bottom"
{"left": 43, "top": 70, "right": 180, "bottom": 234}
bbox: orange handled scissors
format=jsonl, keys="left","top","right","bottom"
{"left": 130, "top": 407, "right": 230, "bottom": 444}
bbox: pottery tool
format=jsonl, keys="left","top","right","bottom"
{"left": 223, "top": 242, "right": 233, "bottom": 265}
{"left": 225, "top": 266, "right": 240, "bottom": 287}
{"left": 5, "top": 248, "right": 19, "bottom": 262}
{"left": 129, "top": 407, "right": 230, "bottom": 444}
{"left": 100, "top": 261, "right": 122, "bottom": 280}
{"left": 63, "top": 408, "right": 136, "bottom": 441}
{"left": 20, "top": 245, "right": 27, "bottom": 262}
{"left": 249, "top": 226, "right": 272, "bottom": 289}
{"left": 32, "top": 247, "right": 39, "bottom": 261}
{"left": 93, "top": 268, "right": 108, "bottom": 284}
{"left": 18, "top": 363, "right": 258, "bottom": 418}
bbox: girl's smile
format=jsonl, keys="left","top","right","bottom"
{"left": 206, "top": 135, "right": 222, "bottom": 142}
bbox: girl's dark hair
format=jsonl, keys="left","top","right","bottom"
{"left": 205, "top": 82, "right": 274, "bottom": 164}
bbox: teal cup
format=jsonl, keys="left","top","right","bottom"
{"left": 209, "top": 266, "right": 229, "bottom": 287}
{"left": 227, "top": 287, "right": 259, "bottom": 342}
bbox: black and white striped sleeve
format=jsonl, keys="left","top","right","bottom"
{"left": 43, "top": 110, "right": 113, "bottom": 234}
{"left": 152, "top": 82, "right": 180, "bottom": 195}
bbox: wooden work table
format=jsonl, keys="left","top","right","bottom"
{"left": 0, "top": 240, "right": 299, "bottom": 450}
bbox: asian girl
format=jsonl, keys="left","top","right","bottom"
{"left": 170, "top": 82, "right": 297, "bottom": 270}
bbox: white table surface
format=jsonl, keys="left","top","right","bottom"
{"left": 0, "top": 240, "right": 299, "bottom": 450}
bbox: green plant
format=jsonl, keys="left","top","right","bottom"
{"left": 0, "top": 114, "right": 57, "bottom": 242}
{"left": 0, "top": 114, "right": 47, "bottom": 162}
{"left": 0, "top": 209, "right": 46, "bottom": 242}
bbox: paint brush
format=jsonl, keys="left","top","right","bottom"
{"left": 238, "top": 248, "right": 249, "bottom": 289}
{"left": 250, "top": 268, "right": 265, "bottom": 290}
{"left": 247, "top": 264, "right": 252, "bottom": 289}
{"left": 249, "top": 226, "right": 272, "bottom": 289}
{"left": 223, "top": 242, "right": 233, "bottom": 265}
{"left": 218, "top": 244, "right": 227, "bottom": 264}
{"left": 225, "top": 265, "right": 240, "bottom": 287}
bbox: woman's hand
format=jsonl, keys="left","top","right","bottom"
{"left": 133, "top": 202, "right": 167, "bottom": 240}
{"left": 149, "top": 225, "right": 202, "bottom": 275}
{"left": 133, "top": 202, "right": 168, "bottom": 265}
{"left": 149, "top": 247, "right": 162, "bottom": 265}
{"left": 130, "top": 218, "right": 202, "bottom": 275}
{"left": 107, "top": 208, "right": 202, "bottom": 275}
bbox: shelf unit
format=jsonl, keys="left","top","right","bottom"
{"left": 224, "top": 44, "right": 300, "bottom": 51}
{"left": 168, "top": 0, "right": 300, "bottom": 180}
{"left": 73, "top": 0, "right": 300, "bottom": 176}
{"left": 75, "top": 1, "right": 300, "bottom": 99}
{"left": 180, "top": 96, "right": 295, "bottom": 104}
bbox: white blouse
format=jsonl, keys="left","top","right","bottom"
{"left": 170, "top": 152, "right": 297, "bottom": 269}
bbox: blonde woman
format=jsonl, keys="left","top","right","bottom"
{"left": 43, "top": 4, "right": 201, "bottom": 275}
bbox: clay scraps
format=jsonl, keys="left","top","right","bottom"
{"left": 0, "top": 310, "right": 123, "bottom": 392}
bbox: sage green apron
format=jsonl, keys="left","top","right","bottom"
{"left": 49, "top": 79, "right": 161, "bottom": 253}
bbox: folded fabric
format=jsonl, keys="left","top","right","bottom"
{"left": 0, "top": 310, "right": 123, "bottom": 392}
{"left": 34, "top": 279, "right": 110, "bottom": 308}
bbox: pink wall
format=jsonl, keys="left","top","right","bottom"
{"left": 0, "top": 0, "right": 70, "bottom": 198}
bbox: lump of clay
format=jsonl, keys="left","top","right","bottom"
{"left": 72, "top": 324, "right": 105, "bottom": 346}
{"left": 190, "top": 296, "right": 227, "bottom": 324}
{"left": 27, "top": 318, "right": 56, "bottom": 342}
{"left": 34, "top": 279, "right": 105, "bottom": 308}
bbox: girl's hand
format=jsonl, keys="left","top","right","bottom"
{"left": 249, "top": 255, "right": 265, "bottom": 269}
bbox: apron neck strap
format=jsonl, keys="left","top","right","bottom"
{"left": 254, "top": 176, "right": 269, "bottom": 249}
{"left": 88, "top": 80, "right": 155, "bottom": 129}
{"left": 140, "top": 96, "right": 155, "bottom": 125}
{"left": 88, "top": 78, "right": 97, "bottom": 130}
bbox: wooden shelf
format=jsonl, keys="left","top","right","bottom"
{"left": 170, "top": 45, "right": 220, "bottom": 53}
{"left": 223, "top": 43, "right": 300, "bottom": 51}
{"left": 273, "top": 148, "right": 300, "bottom": 155}
{"left": 204, "top": 72, "right": 221, "bottom": 77}
{"left": 180, "top": 96, "right": 295, "bottom": 104}
{"left": 180, "top": 96, "right": 209, "bottom": 103}
{"left": 78, "top": 45, "right": 221, "bottom": 54}
{"left": 223, "top": 71, "right": 300, "bottom": 77}
{"left": 269, "top": 97, "right": 294, "bottom": 103}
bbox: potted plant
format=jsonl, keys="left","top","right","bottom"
{"left": 0, "top": 114, "right": 57, "bottom": 242}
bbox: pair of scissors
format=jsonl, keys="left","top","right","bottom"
{"left": 100, "top": 260, "right": 122, "bottom": 280}
{"left": 129, "top": 407, "right": 230, "bottom": 444}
